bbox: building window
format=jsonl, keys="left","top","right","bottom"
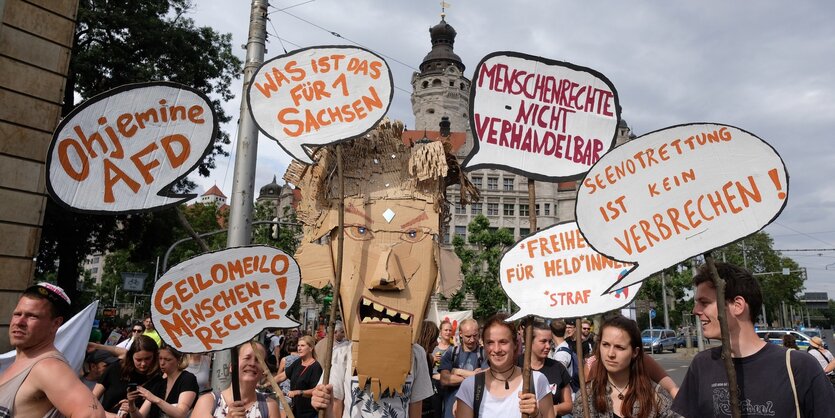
{"left": 455, "top": 226, "right": 466, "bottom": 237}
{"left": 487, "top": 177, "right": 498, "bottom": 190}
{"left": 519, "top": 204, "right": 529, "bottom": 217}
{"left": 92, "top": 257, "right": 100, "bottom": 264}
{"left": 535, "top": 204, "right": 540, "bottom": 216}
{"left": 422, "top": 81, "right": 429, "bottom": 89}
{"left": 519, "top": 228, "right": 530, "bottom": 237}
{"left": 472, "top": 176, "right": 482, "bottom": 188}
{"left": 91, "top": 267, "right": 98, "bottom": 274}
{"left": 426, "top": 108, "right": 435, "bottom": 114}
{"left": 449, "top": 80, "right": 455, "bottom": 87}
{"left": 443, "top": 233, "right": 451, "bottom": 244}
{"left": 503, "top": 204, "right": 515, "bottom": 216}
{"left": 544, "top": 203, "right": 551, "bottom": 216}
{"left": 432, "top": 79, "right": 442, "bottom": 87}
{"left": 503, "top": 178, "right": 514, "bottom": 191}
{"left": 487, "top": 203, "right": 499, "bottom": 216}
{"left": 471, "top": 203, "right": 482, "bottom": 214}
{"left": 455, "top": 202, "right": 465, "bottom": 215}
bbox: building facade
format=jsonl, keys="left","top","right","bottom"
{"left": 411, "top": 17, "right": 634, "bottom": 246}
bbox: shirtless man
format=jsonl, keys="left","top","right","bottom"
{"left": 0, "top": 283, "right": 105, "bottom": 418}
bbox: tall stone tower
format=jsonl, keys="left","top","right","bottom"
{"left": 410, "top": 17, "right": 471, "bottom": 136}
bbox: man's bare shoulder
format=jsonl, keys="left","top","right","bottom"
{"left": 24, "top": 355, "right": 105, "bottom": 418}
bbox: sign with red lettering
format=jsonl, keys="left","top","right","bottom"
{"left": 463, "top": 51, "right": 620, "bottom": 181}
{"left": 247, "top": 46, "right": 393, "bottom": 164}
{"left": 576, "top": 123, "right": 789, "bottom": 292}
{"left": 501, "top": 221, "right": 641, "bottom": 320}
{"left": 151, "top": 246, "right": 300, "bottom": 353}
{"left": 46, "top": 82, "right": 217, "bottom": 214}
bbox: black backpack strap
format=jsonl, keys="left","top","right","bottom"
{"left": 212, "top": 390, "right": 222, "bottom": 413}
{"left": 473, "top": 372, "right": 486, "bottom": 418}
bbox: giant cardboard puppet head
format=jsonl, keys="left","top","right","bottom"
{"left": 285, "top": 119, "right": 476, "bottom": 398}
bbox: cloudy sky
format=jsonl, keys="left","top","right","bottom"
{"left": 188, "top": 1, "right": 835, "bottom": 298}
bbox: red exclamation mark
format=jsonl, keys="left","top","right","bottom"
{"left": 275, "top": 276, "right": 287, "bottom": 309}
{"left": 768, "top": 169, "right": 787, "bottom": 200}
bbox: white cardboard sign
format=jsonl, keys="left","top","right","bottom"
{"left": 46, "top": 82, "right": 217, "bottom": 214}
{"left": 502, "top": 222, "right": 641, "bottom": 321}
{"left": 576, "top": 123, "right": 789, "bottom": 292}
{"left": 248, "top": 46, "right": 393, "bottom": 164}
{"left": 463, "top": 51, "right": 620, "bottom": 181}
{"left": 151, "top": 246, "right": 300, "bottom": 353}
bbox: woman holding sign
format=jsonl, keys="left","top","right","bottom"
{"left": 454, "top": 313, "right": 554, "bottom": 418}
{"left": 192, "top": 341, "right": 279, "bottom": 418}
{"left": 572, "top": 315, "right": 678, "bottom": 418}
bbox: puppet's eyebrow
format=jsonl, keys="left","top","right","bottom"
{"left": 400, "top": 212, "right": 428, "bottom": 230}
{"left": 346, "top": 204, "right": 373, "bottom": 224}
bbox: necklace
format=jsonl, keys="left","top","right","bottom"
{"left": 608, "top": 378, "right": 628, "bottom": 400}
{"left": 489, "top": 365, "right": 516, "bottom": 390}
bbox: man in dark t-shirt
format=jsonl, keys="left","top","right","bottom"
{"left": 673, "top": 263, "right": 835, "bottom": 417}
{"left": 519, "top": 321, "right": 572, "bottom": 417}
{"left": 439, "top": 319, "right": 487, "bottom": 418}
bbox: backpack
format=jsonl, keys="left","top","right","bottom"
{"left": 557, "top": 346, "right": 581, "bottom": 393}
{"left": 451, "top": 345, "right": 485, "bottom": 370}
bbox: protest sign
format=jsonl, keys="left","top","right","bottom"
{"left": 576, "top": 123, "right": 788, "bottom": 292}
{"left": 248, "top": 46, "right": 393, "bottom": 164}
{"left": 46, "top": 82, "right": 217, "bottom": 214}
{"left": 152, "top": 246, "right": 300, "bottom": 353}
{"left": 501, "top": 221, "right": 641, "bottom": 320}
{"left": 463, "top": 51, "right": 620, "bottom": 181}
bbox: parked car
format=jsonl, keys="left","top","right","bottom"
{"left": 755, "top": 329, "right": 816, "bottom": 349}
{"left": 642, "top": 328, "right": 677, "bottom": 353}
{"left": 675, "top": 334, "right": 708, "bottom": 348}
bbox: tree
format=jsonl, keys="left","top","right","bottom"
{"left": 448, "top": 214, "right": 515, "bottom": 320}
{"left": 37, "top": 0, "right": 241, "bottom": 307}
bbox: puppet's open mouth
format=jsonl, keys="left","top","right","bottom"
{"left": 358, "top": 297, "right": 412, "bottom": 325}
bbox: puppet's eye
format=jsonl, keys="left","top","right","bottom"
{"left": 345, "top": 225, "right": 372, "bottom": 241}
{"left": 400, "top": 228, "right": 429, "bottom": 243}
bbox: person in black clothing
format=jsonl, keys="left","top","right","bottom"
{"left": 518, "top": 321, "right": 573, "bottom": 417}
{"left": 128, "top": 344, "right": 198, "bottom": 418}
{"left": 93, "top": 334, "right": 163, "bottom": 415}
{"left": 285, "top": 335, "right": 323, "bottom": 418}
{"left": 416, "top": 320, "right": 442, "bottom": 418}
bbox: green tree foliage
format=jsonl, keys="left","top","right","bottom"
{"left": 37, "top": 0, "right": 241, "bottom": 307}
{"left": 448, "top": 214, "right": 515, "bottom": 320}
{"left": 635, "top": 231, "right": 805, "bottom": 329}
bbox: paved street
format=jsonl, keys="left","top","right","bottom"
{"left": 649, "top": 351, "right": 695, "bottom": 386}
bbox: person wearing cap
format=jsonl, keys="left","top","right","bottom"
{"left": 83, "top": 350, "right": 120, "bottom": 390}
{"left": 807, "top": 337, "right": 835, "bottom": 379}
{"left": 0, "top": 283, "right": 105, "bottom": 417}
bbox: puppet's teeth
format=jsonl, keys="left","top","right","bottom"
{"left": 370, "top": 317, "right": 381, "bottom": 322}
{"left": 373, "top": 303, "right": 384, "bottom": 312}
{"left": 400, "top": 313, "right": 410, "bottom": 321}
{"left": 362, "top": 299, "right": 372, "bottom": 306}
{"left": 381, "top": 318, "right": 391, "bottom": 323}
{"left": 362, "top": 317, "right": 372, "bottom": 323}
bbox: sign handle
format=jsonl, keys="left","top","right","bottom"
{"left": 319, "top": 144, "right": 345, "bottom": 418}
{"left": 704, "top": 252, "right": 742, "bottom": 418}
{"left": 521, "top": 178, "right": 537, "bottom": 418}
{"left": 231, "top": 346, "right": 241, "bottom": 401}
{"left": 251, "top": 341, "right": 295, "bottom": 418}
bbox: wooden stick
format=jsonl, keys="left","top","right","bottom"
{"left": 231, "top": 346, "right": 241, "bottom": 401}
{"left": 251, "top": 341, "right": 295, "bottom": 418}
{"left": 319, "top": 144, "right": 345, "bottom": 418}
{"left": 521, "top": 179, "right": 537, "bottom": 418}
{"left": 575, "top": 318, "right": 590, "bottom": 418}
{"left": 704, "top": 252, "right": 741, "bottom": 418}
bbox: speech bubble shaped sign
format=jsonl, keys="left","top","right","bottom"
{"left": 46, "top": 82, "right": 217, "bottom": 214}
{"left": 152, "top": 246, "right": 300, "bottom": 353}
{"left": 463, "top": 51, "right": 621, "bottom": 181}
{"left": 502, "top": 221, "right": 642, "bottom": 321}
{"left": 576, "top": 123, "right": 789, "bottom": 292}
{"left": 248, "top": 46, "right": 393, "bottom": 164}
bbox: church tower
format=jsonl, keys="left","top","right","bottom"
{"left": 411, "top": 17, "right": 471, "bottom": 137}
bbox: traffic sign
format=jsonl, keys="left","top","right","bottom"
{"left": 649, "top": 308, "right": 657, "bottom": 320}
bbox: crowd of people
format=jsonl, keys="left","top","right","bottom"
{"left": 3, "top": 262, "right": 835, "bottom": 417}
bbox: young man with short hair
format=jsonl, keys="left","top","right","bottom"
{"left": 672, "top": 263, "right": 835, "bottom": 417}
{"left": 548, "top": 320, "right": 580, "bottom": 400}
{"left": 0, "top": 283, "right": 105, "bottom": 417}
